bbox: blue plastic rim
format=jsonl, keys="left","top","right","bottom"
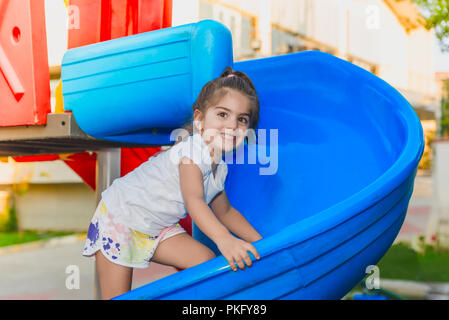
{"left": 112, "top": 50, "right": 424, "bottom": 300}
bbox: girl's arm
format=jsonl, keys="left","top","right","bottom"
{"left": 210, "top": 190, "right": 262, "bottom": 243}
{"left": 179, "top": 157, "right": 260, "bottom": 271}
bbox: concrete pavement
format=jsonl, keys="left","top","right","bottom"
{"left": 0, "top": 239, "right": 177, "bottom": 299}
{"left": 395, "top": 171, "right": 433, "bottom": 244}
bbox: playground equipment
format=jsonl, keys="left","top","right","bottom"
{"left": 0, "top": 0, "right": 184, "bottom": 220}
{"left": 60, "top": 17, "right": 424, "bottom": 299}
{"left": 0, "top": 0, "right": 174, "bottom": 189}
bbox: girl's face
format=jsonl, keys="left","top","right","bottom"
{"left": 194, "top": 89, "right": 251, "bottom": 158}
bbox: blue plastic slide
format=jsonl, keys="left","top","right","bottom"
{"left": 61, "top": 20, "right": 424, "bottom": 299}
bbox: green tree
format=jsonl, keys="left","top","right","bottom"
{"left": 441, "top": 79, "right": 449, "bottom": 137}
{"left": 413, "top": 0, "right": 449, "bottom": 52}
{"left": 413, "top": 1, "right": 449, "bottom": 136}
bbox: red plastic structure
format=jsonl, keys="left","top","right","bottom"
{"left": 67, "top": 0, "right": 172, "bottom": 47}
{"left": 0, "top": 0, "right": 51, "bottom": 126}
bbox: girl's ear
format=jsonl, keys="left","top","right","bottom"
{"left": 193, "top": 109, "right": 202, "bottom": 121}
{"left": 193, "top": 109, "right": 203, "bottom": 134}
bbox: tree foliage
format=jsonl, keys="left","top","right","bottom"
{"left": 441, "top": 79, "right": 449, "bottom": 137}
{"left": 413, "top": 0, "right": 449, "bottom": 52}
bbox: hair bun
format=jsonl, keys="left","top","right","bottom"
{"left": 219, "top": 66, "right": 256, "bottom": 92}
{"left": 220, "top": 66, "right": 235, "bottom": 78}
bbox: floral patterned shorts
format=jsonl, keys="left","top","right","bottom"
{"left": 82, "top": 199, "right": 186, "bottom": 269}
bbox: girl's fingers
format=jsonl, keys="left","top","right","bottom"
{"left": 235, "top": 256, "right": 245, "bottom": 270}
{"left": 246, "top": 243, "right": 261, "bottom": 260}
{"left": 225, "top": 256, "right": 237, "bottom": 271}
{"left": 242, "top": 252, "right": 252, "bottom": 267}
{"left": 224, "top": 245, "right": 262, "bottom": 272}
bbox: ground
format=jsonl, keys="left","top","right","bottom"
{"left": 395, "top": 170, "right": 433, "bottom": 244}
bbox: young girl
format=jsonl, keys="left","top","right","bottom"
{"left": 82, "top": 66, "right": 263, "bottom": 300}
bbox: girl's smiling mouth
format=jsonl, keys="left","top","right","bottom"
{"left": 221, "top": 132, "right": 236, "bottom": 142}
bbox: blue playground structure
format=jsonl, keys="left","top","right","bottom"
{"left": 61, "top": 20, "right": 424, "bottom": 299}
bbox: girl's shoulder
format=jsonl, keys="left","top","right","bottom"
{"left": 169, "top": 133, "right": 212, "bottom": 177}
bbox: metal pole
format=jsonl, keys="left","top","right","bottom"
{"left": 94, "top": 148, "right": 121, "bottom": 300}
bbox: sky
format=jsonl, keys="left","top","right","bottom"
{"left": 44, "top": 1, "right": 449, "bottom": 72}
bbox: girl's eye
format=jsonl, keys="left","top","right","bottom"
{"left": 239, "top": 117, "right": 249, "bottom": 124}
{"left": 218, "top": 112, "right": 227, "bottom": 118}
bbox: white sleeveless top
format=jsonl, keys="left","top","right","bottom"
{"left": 101, "top": 132, "right": 228, "bottom": 235}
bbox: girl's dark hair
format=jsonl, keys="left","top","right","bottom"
{"left": 175, "top": 66, "right": 259, "bottom": 143}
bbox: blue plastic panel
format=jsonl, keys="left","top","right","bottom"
{"left": 61, "top": 19, "right": 233, "bottom": 145}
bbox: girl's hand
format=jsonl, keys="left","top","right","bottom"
{"left": 215, "top": 234, "right": 261, "bottom": 271}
